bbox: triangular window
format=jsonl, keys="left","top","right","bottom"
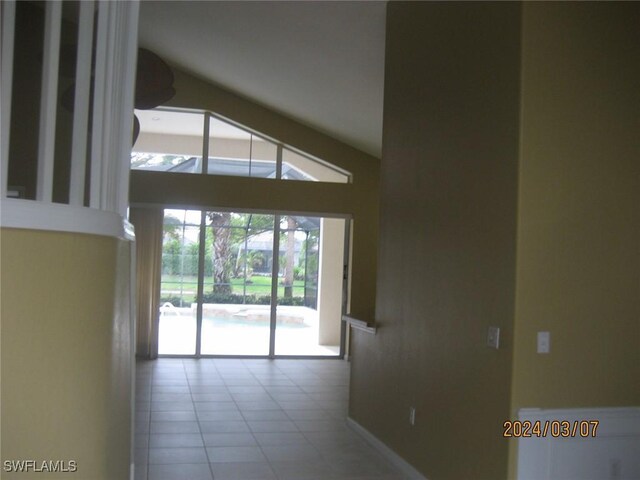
{"left": 131, "top": 108, "right": 350, "bottom": 183}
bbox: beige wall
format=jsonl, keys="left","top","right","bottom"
{"left": 136, "top": 133, "right": 276, "bottom": 162}
{"left": 1, "top": 228, "right": 132, "bottom": 479}
{"left": 131, "top": 68, "right": 380, "bottom": 320}
{"left": 349, "top": 3, "right": 521, "bottom": 479}
{"left": 135, "top": 132, "right": 203, "bottom": 157}
{"left": 318, "top": 218, "right": 346, "bottom": 345}
{"left": 509, "top": 3, "right": 640, "bottom": 474}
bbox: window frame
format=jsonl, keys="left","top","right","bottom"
{"left": 132, "top": 107, "right": 353, "bottom": 184}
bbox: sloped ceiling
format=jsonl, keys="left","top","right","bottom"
{"left": 137, "top": 1, "right": 387, "bottom": 158}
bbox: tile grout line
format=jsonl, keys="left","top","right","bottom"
{"left": 190, "top": 358, "right": 216, "bottom": 480}
{"left": 240, "top": 358, "right": 279, "bottom": 480}
{"left": 264, "top": 361, "right": 331, "bottom": 479}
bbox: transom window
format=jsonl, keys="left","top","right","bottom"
{"left": 131, "top": 108, "right": 350, "bottom": 183}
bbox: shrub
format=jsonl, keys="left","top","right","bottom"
{"left": 200, "top": 292, "right": 267, "bottom": 305}
{"left": 201, "top": 292, "right": 244, "bottom": 304}
{"left": 200, "top": 292, "right": 304, "bottom": 306}
{"left": 293, "top": 266, "right": 305, "bottom": 281}
{"left": 160, "top": 295, "right": 188, "bottom": 306}
{"left": 276, "top": 296, "right": 305, "bottom": 306}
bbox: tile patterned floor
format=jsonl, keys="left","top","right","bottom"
{"left": 136, "top": 358, "right": 408, "bottom": 480}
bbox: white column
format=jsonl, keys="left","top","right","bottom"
{"left": 90, "top": 0, "right": 139, "bottom": 215}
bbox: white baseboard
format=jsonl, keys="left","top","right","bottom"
{"left": 346, "top": 417, "right": 427, "bottom": 480}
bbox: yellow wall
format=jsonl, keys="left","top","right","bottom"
{"left": 130, "top": 69, "right": 380, "bottom": 320}
{"left": 508, "top": 4, "right": 640, "bottom": 473}
{"left": 1, "top": 228, "right": 132, "bottom": 479}
{"left": 349, "top": 3, "right": 522, "bottom": 479}
{"left": 348, "top": 3, "right": 639, "bottom": 479}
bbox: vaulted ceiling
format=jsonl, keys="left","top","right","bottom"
{"left": 137, "top": 1, "right": 387, "bottom": 158}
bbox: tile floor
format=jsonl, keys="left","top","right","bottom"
{"left": 136, "top": 358, "right": 408, "bottom": 480}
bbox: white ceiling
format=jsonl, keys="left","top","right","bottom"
{"left": 137, "top": 1, "right": 387, "bottom": 158}
{"left": 136, "top": 109, "right": 254, "bottom": 139}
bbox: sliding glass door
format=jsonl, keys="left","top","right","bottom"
{"left": 274, "top": 216, "right": 346, "bottom": 356}
{"left": 200, "top": 212, "right": 274, "bottom": 355}
{"left": 157, "top": 208, "right": 348, "bottom": 357}
{"left": 158, "top": 209, "right": 201, "bottom": 355}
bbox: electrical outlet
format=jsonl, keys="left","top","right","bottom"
{"left": 409, "top": 407, "right": 416, "bottom": 426}
{"left": 537, "top": 331, "right": 550, "bottom": 354}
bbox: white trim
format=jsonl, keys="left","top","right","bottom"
{"left": 89, "top": 1, "right": 139, "bottom": 216}
{"left": 343, "top": 315, "right": 377, "bottom": 334}
{"left": 346, "top": 417, "right": 428, "bottom": 480}
{"left": 99, "top": 3, "right": 116, "bottom": 211}
{"left": 90, "top": 0, "right": 109, "bottom": 209}
{"left": 123, "top": 219, "right": 136, "bottom": 241}
{"left": 1, "top": 0, "right": 16, "bottom": 198}
{"left": 0, "top": 199, "right": 131, "bottom": 240}
{"left": 69, "top": 0, "right": 95, "bottom": 206}
{"left": 269, "top": 214, "right": 281, "bottom": 356}
{"left": 36, "top": 1, "right": 62, "bottom": 203}
{"left": 113, "top": 1, "right": 139, "bottom": 217}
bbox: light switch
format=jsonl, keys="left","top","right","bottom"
{"left": 537, "top": 331, "right": 550, "bottom": 354}
{"left": 487, "top": 326, "right": 500, "bottom": 349}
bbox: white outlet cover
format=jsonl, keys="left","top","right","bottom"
{"left": 409, "top": 407, "right": 416, "bottom": 426}
{"left": 537, "top": 331, "right": 550, "bottom": 354}
{"left": 487, "top": 326, "right": 500, "bottom": 349}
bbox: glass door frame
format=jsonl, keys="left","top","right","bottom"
{"left": 194, "top": 210, "right": 207, "bottom": 356}
{"left": 158, "top": 206, "right": 351, "bottom": 360}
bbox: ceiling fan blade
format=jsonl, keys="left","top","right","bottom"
{"left": 132, "top": 113, "right": 140, "bottom": 145}
{"left": 135, "top": 48, "right": 176, "bottom": 109}
{"left": 135, "top": 86, "right": 176, "bottom": 110}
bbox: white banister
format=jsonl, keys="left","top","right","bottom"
{"left": 1, "top": 198, "right": 132, "bottom": 240}
{"left": 1, "top": 0, "right": 16, "bottom": 198}
{"left": 90, "top": 0, "right": 109, "bottom": 209}
{"left": 69, "top": 1, "right": 96, "bottom": 206}
{"left": 92, "top": 1, "right": 139, "bottom": 216}
{"left": 36, "top": 0, "right": 62, "bottom": 203}
{"left": 98, "top": 4, "right": 116, "bottom": 211}
{"left": 2, "top": 0, "right": 139, "bottom": 238}
{"left": 112, "top": 2, "right": 139, "bottom": 217}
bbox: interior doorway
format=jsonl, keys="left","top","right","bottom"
{"left": 157, "top": 208, "right": 348, "bottom": 357}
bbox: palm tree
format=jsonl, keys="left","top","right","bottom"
{"left": 283, "top": 216, "right": 297, "bottom": 298}
{"left": 208, "top": 212, "right": 232, "bottom": 295}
